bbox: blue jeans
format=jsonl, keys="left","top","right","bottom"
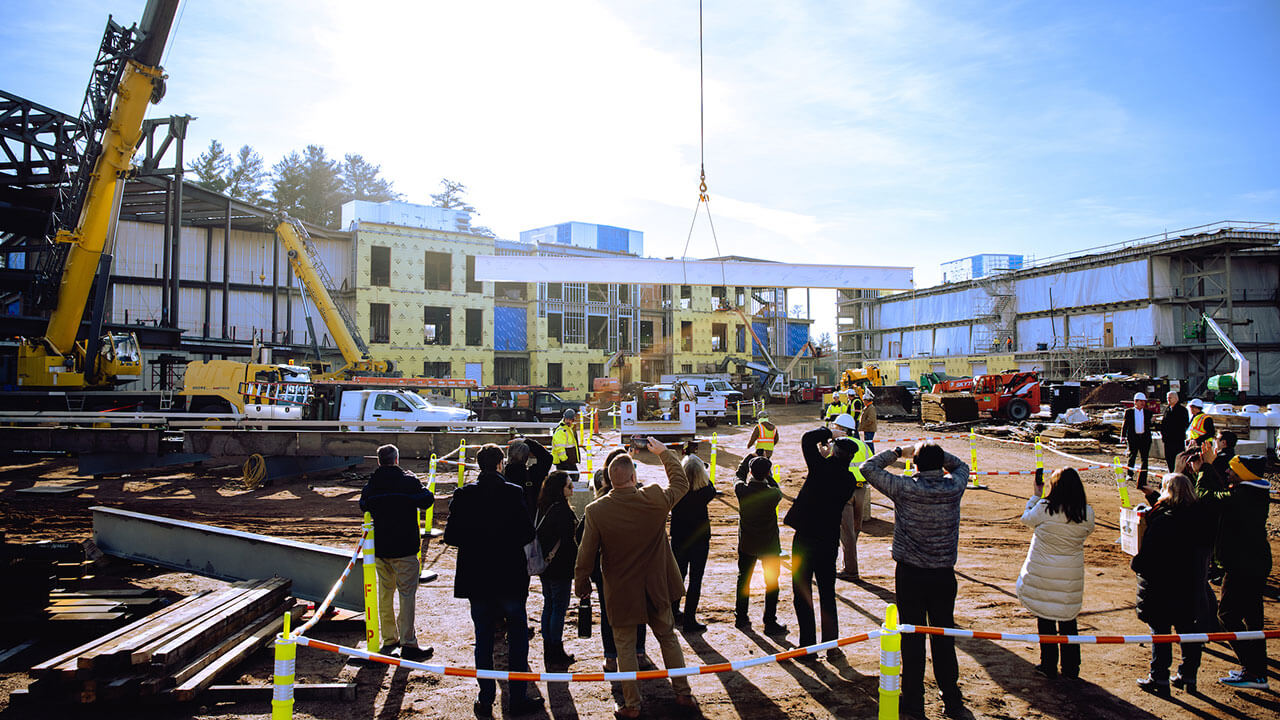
{"left": 541, "top": 577, "right": 572, "bottom": 652}
{"left": 469, "top": 595, "right": 531, "bottom": 703}
{"left": 862, "top": 431, "right": 875, "bottom": 453}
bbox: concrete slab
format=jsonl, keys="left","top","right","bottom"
{"left": 474, "top": 255, "right": 914, "bottom": 290}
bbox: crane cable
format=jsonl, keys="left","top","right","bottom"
{"left": 680, "top": 0, "right": 728, "bottom": 290}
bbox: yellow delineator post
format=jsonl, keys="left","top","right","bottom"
{"left": 878, "top": 603, "right": 901, "bottom": 720}
{"left": 424, "top": 454, "right": 438, "bottom": 527}
{"left": 1114, "top": 456, "right": 1131, "bottom": 508}
{"left": 583, "top": 412, "right": 594, "bottom": 476}
{"left": 772, "top": 463, "right": 782, "bottom": 519}
{"left": 611, "top": 403, "right": 618, "bottom": 431}
{"left": 709, "top": 432, "right": 719, "bottom": 486}
{"left": 361, "top": 512, "right": 380, "bottom": 650}
{"left": 1036, "top": 436, "right": 1047, "bottom": 497}
{"left": 457, "top": 439, "right": 467, "bottom": 488}
{"left": 969, "top": 429, "right": 978, "bottom": 473}
{"left": 271, "top": 611, "right": 295, "bottom": 720}
{"left": 736, "top": 401, "right": 742, "bottom": 426}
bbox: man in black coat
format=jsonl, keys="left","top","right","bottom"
{"left": 734, "top": 455, "right": 786, "bottom": 635}
{"left": 1122, "top": 392, "right": 1154, "bottom": 488}
{"left": 444, "top": 443, "right": 543, "bottom": 717}
{"left": 1159, "top": 391, "right": 1190, "bottom": 467}
{"left": 784, "top": 426, "right": 857, "bottom": 654}
{"left": 505, "top": 436, "right": 553, "bottom": 520}
{"left": 359, "top": 444, "right": 435, "bottom": 659}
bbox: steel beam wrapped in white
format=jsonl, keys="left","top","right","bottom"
{"left": 473, "top": 255, "right": 913, "bottom": 290}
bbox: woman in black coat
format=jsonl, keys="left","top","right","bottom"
{"left": 1132, "top": 472, "right": 1214, "bottom": 695}
{"left": 670, "top": 442, "right": 716, "bottom": 632}
{"left": 536, "top": 471, "right": 579, "bottom": 667}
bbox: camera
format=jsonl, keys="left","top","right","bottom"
{"left": 629, "top": 435, "right": 649, "bottom": 450}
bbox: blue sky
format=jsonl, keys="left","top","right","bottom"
{"left": 2, "top": 0, "right": 1277, "bottom": 340}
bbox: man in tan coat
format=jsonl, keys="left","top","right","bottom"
{"left": 574, "top": 436, "right": 696, "bottom": 717}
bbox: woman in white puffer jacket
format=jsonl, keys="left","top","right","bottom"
{"left": 1016, "top": 468, "right": 1095, "bottom": 680}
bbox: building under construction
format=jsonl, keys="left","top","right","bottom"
{"left": 837, "top": 222, "right": 1280, "bottom": 397}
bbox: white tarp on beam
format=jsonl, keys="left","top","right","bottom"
{"left": 474, "top": 255, "right": 913, "bottom": 290}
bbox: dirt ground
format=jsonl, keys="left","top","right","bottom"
{"left": 2, "top": 403, "right": 1279, "bottom": 720}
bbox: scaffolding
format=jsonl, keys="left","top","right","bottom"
{"left": 972, "top": 271, "right": 1016, "bottom": 353}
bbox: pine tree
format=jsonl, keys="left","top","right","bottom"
{"left": 189, "top": 139, "right": 231, "bottom": 193}
{"left": 225, "top": 145, "right": 266, "bottom": 204}
{"left": 339, "top": 154, "right": 398, "bottom": 203}
{"left": 270, "top": 145, "right": 342, "bottom": 227}
{"left": 429, "top": 178, "right": 476, "bottom": 212}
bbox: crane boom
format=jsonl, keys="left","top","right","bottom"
{"left": 276, "top": 217, "right": 394, "bottom": 379}
{"left": 1202, "top": 313, "right": 1250, "bottom": 393}
{"left": 18, "top": 0, "right": 180, "bottom": 388}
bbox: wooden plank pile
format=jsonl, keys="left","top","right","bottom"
{"left": 20, "top": 577, "right": 294, "bottom": 705}
{"left": 921, "top": 393, "right": 979, "bottom": 423}
{"left": 42, "top": 588, "right": 164, "bottom": 632}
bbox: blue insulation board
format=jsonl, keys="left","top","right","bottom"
{"left": 494, "top": 306, "right": 527, "bottom": 351}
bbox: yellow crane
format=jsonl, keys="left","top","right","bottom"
{"left": 276, "top": 217, "right": 395, "bottom": 379}
{"left": 17, "top": 0, "right": 180, "bottom": 388}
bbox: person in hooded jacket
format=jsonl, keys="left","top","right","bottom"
{"left": 733, "top": 454, "right": 786, "bottom": 635}
{"left": 579, "top": 447, "right": 648, "bottom": 671}
{"left": 1132, "top": 473, "right": 1213, "bottom": 696}
{"left": 1016, "top": 467, "right": 1095, "bottom": 680}
{"left": 535, "top": 471, "right": 579, "bottom": 667}
{"left": 670, "top": 441, "right": 716, "bottom": 632}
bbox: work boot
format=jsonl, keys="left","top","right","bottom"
{"left": 763, "top": 621, "right": 788, "bottom": 637}
{"left": 1136, "top": 675, "right": 1171, "bottom": 696}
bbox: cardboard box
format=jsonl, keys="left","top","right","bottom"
{"left": 1119, "top": 506, "right": 1148, "bottom": 556}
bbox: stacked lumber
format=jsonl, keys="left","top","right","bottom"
{"left": 42, "top": 588, "right": 164, "bottom": 632}
{"left": 921, "top": 393, "right": 979, "bottom": 423}
{"left": 21, "top": 577, "right": 294, "bottom": 705}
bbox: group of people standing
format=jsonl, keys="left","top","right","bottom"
{"left": 357, "top": 391, "right": 1269, "bottom": 719}
{"left": 1013, "top": 390, "right": 1271, "bottom": 703}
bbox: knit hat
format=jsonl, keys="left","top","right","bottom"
{"left": 749, "top": 455, "right": 772, "bottom": 481}
{"left": 1229, "top": 454, "right": 1266, "bottom": 483}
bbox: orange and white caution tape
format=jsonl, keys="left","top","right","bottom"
{"left": 292, "top": 631, "right": 880, "bottom": 682}
{"left": 293, "top": 529, "right": 366, "bottom": 637}
{"left": 903, "top": 624, "right": 1280, "bottom": 645}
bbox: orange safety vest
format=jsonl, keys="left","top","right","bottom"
{"left": 756, "top": 423, "right": 776, "bottom": 451}
{"left": 1187, "top": 412, "right": 1209, "bottom": 442}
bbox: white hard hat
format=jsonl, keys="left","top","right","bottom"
{"left": 1133, "top": 392, "right": 1147, "bottom": 402}
{"left": 1188, "top": 398, "right": 1205, "bottom": 409}
{"left": 833, "top": 413, "right": 857, "bottom": 432}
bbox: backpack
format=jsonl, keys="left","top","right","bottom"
{"left": 525, "top": 509, "right": 563, "bottom": 576}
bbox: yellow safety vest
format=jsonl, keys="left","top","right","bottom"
{"left": 551, "top": 422, "right": 575, "bottom": 464}
{"left": 846, "top": 438, "right": 872, "bottom": 487}
{"left": 825, "top": 401, "right": 848, "bottom": 420}
{"left": 1187, "top": 412, "right": 1209, "bottom": 442}
{"left": 756, "top": 423, "right": 776, "bottom": 451}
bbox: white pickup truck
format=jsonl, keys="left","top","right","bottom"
{"left": 337, "top": 389, "right": 474, "bottom": 431}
